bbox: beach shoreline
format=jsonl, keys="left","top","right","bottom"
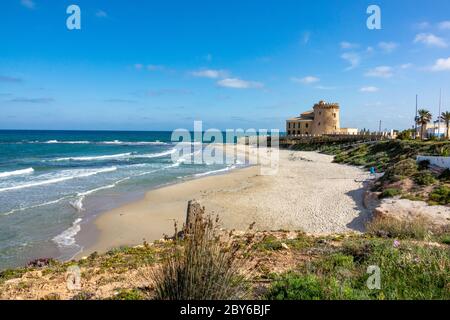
{"left": 75, "top": 150, "right": 372, "bottom": 259}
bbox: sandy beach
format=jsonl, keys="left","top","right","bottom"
{"left": 76, "top": 148, "right": 371, "bottom": 258}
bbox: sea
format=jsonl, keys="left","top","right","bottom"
{"left": 0, "top": 130, "right": 244, "bottom": 270}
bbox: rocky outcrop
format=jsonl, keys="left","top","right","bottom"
{"left": 374, "top": 198, "right": 450, "bottom": 228}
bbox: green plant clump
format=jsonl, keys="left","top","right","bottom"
{"left": 413, "top": 171, "right": 437, "bottom": 186}
{"left": 429, "top": 186, "right": 450, "bottom": 205}
{"left": 266, "top": 239, "right": 450, "bottom": 300}
{"left": 379, "top": 188, "right": 402, "bottom": 199}
{"left": 438, "top": 169, "right": 450, "bottom": 182}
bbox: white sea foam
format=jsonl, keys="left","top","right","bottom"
{"left": 44, "top": 140, "right": 90, "bottom": 144}
{"left": 54, "top": 153, "right": 132, "bottom": 161}
{"left": 25, "top": 140, "right": 168, "bottom": 145}
{"left": 1, "top": 196, "right": 70, "bottom": 216}
{"left": 61, "top": 141, "right": 90, "bottom": 144}
{"left": 194, "top": 165, "right": 236, "bottom": 177}
{"left": 70, "top": 177, "right": 130, "bottom": 212}
{"left": 0, "top": 168, "right": 34, "bottom": 179}
{"left": 137, "top": 148, "right": 176, "bottom": 158}
{"left": 52, "top": 218, "right": 82, "bottom": 247}
{"left": 51, "top": 149, "right": 176, "bottom": 162}
{"left": 99, "top": 140, "right": 169, "bottom": 146}
{"left": 69, "top": 197, "right": 85, "bottom": 212}
{"left": 0, "top": 167, "right": 117, "bottom": 193}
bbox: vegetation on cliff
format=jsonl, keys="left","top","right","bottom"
{"left": 0, "top": 213, "right": 448, "bottom": 300}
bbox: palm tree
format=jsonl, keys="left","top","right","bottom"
{"left": 440, "top": 111, "right": 450, "bottom": 139}
{"left": 416, "top": 109, "right": 432, "bottom": 140}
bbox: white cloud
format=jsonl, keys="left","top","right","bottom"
{"left": 430, "top": 57, "right": 450, "bottom": 71}
{"left": 315, "top": 85, "right": 336, "bottom": 90}
{"left": 340, "top": 41, "right": 359, "bottom": 49}
{"left": 217, "top": 78, "right": 263, "bottom": 89}
{"left": 291, "top": 76, "right": 320, "bottom": 84}
{"left": 20, "top": 0, "right": 35, "bottom": 9}
{"left": 360, "top": 86, "right": 379, "bottom": 93}
{"left": 438, "top": 21, "right": 450, "bottom": 30}
{"left": 147, "top": 65, "right": 165, "bottom": 71}
{"left": 365, "top": 66, "right": 393, "bottom": 78}
{"left": 96, "top": 10, "right": 108, "bottom": 18}
{"left": 341, "top": 52, "right": 361, "bottom": 70}
{"left": 378, "top": 41, "right": 398, "bottom": 53}
{"left": 134, "top": 64, "right": 144, "bottom": 70}
{"left": 191, "top": 69, "right": 228, "bottom": 79}
{"left": 400, "top": 63, "right": 413, "bottom": 69}
{"left": 414, "top": 33, "right": 448, "bottom": 48}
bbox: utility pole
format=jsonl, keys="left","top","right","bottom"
{"left": 438, "top": 89, "right": 442, "bottom": 139}
{"left": 414, "top": 94, "right": 418, "bottom": 139}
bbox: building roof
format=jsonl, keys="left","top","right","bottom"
{"left": 287, "top": 117, "right": 314, "bottom": 122}
{"left": 287, "top": 110, "right": 315, "bottom": 121}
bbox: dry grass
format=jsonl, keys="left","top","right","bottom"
{"left": 149, "top": 202, "right": 254, "bottom": 300}
{"left": 366, "top": 216, "right": 431, "bottom": 240}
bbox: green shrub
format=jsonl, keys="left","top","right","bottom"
{"left": 418, "top": 160, "right": 431, "bottom": 170}
{"left": 112, "top": 289, "right": 147, "bottom": 300}
{"left": 0, "top": 268, "right": 28, "bottom": 284}
{"left": 256, "top": 235, "right": 283, "bottom": 251}
{"left": 266, "top": 274, "right": 326, "bottom": 300}
{"left": 267, "top": 239, "right": 450, "bottom": 300}
{"left": 440, "top": 234, "right": 450, "bottom": 245}
{"left": 380, "top": 188, "right": 401, "bottom": 199}
{"left": 413, "top": 171, "right": 437, "bottom": 186}
{"left": 438, "top": 169, "right": 450, "bottom": 182}
{"left": 397, "top": 129, "right": 414, "bottom": 140}
{"left": 364, "top": 241, "right": 450, "bottom": 299}
{"left": 429, "top": 186, "right": 450, "bottom": 205}
{"left": 383, "top": 159, "right": 418, "bottom": 182}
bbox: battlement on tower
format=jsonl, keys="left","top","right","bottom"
{"left": 313, "top": 100, "right": 340, "bottom": 109}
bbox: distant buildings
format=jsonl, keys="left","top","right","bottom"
{"left": 416, "top": 121, "right": 449, "bottom": 139}
{"left": 286, "top": 100, "right": 358, "bottom": 136}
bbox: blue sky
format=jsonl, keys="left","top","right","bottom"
{"left": 1, "top": 0, "right": 450, "bottom": 131}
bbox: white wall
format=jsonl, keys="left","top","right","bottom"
{"left": 417, "top": 156, "right": 450, "bottom": 169}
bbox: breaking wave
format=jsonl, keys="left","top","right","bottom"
{"left": 0, "top": 167, "right": 117, "bottom": 193}
{"left": 0, "top": 168, "right": 34, "bottom": 179}
{"left": 52, "top": 149, "right": 176, "bottom": 162}
{"left": 52, "top": 218, "right": 82, "bottom": 247}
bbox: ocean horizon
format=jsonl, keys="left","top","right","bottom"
{"left": 0, "top": 130, "right": 245, "bottom": 270}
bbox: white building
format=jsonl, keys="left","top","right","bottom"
{"left": 416, "top": 121, "right": 449, "bottom": 139}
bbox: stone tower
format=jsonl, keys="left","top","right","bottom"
{"left": 311, "top": 100, "right": 340, "bottom": 135}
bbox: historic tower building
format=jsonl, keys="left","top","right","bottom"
{"left": 286, "top": 100, "right": 344, "bottom": 136}
{"left": 311, "top": 101, "right": 340, "bottom": 135}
